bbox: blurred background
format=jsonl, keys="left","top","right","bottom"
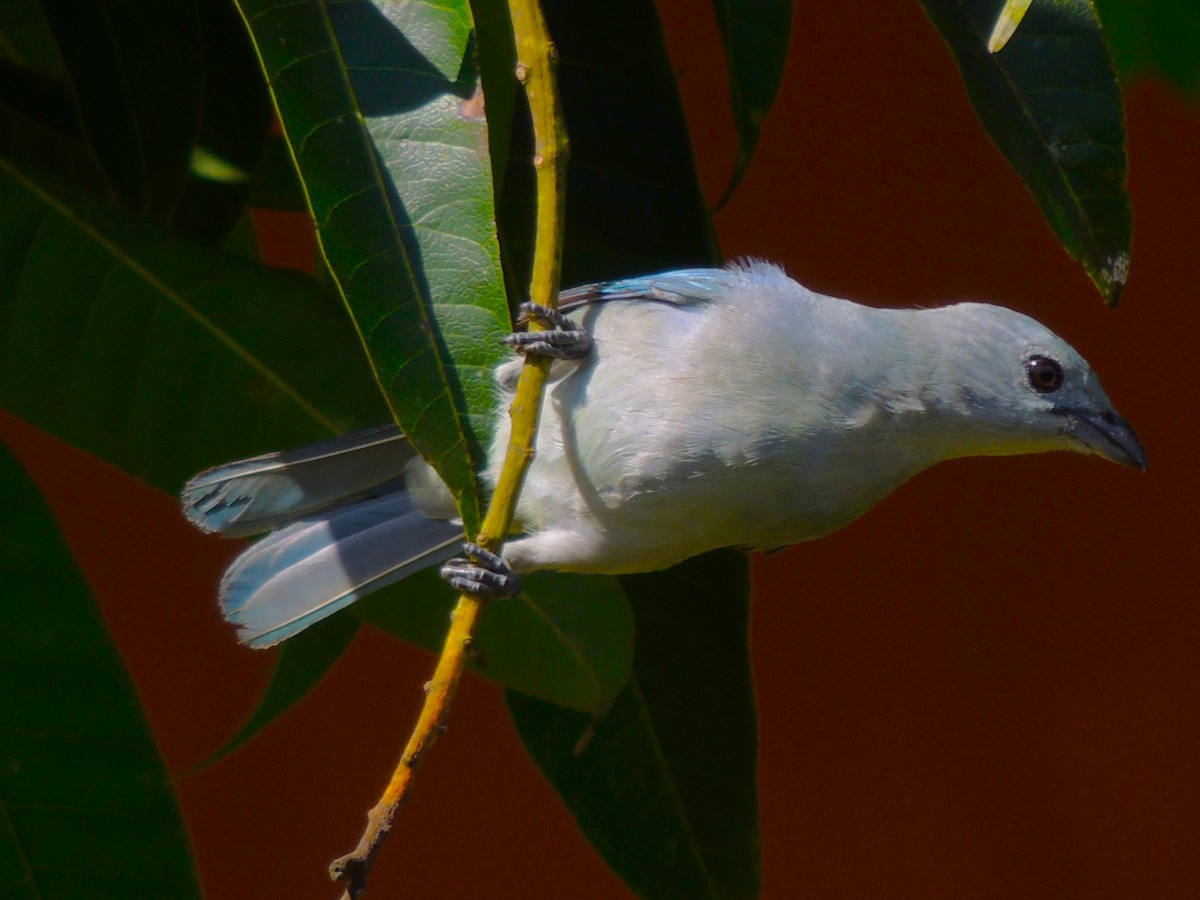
{"left": 2, "top": 0, "right": 1197, "bottom": 896}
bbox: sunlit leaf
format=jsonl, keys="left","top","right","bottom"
{"left": 234, "top": 0, "right": 510, "bottom": 534}
{"left": 986, "top": 0, "right": 1034, "bottom": 52}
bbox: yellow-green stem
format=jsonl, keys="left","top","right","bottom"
{"left": 331, "top": 2, "right": 568, "bottom": 896}
{"left": 477, "top": 0, "right": 569, "bottom": 548}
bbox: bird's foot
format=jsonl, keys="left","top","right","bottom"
{"left": 502, "top": 302, "right": 593, "bottom": 360}
{"left": 440, "top": 543, "right": 523, "bottom": 599}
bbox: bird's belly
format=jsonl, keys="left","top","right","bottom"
{"left": 491, "top": 296, "right": 923, "bottom": 574}
{"left": 512, "top": 431, "right": 905, "bottom": 574}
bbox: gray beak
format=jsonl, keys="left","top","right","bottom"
{"left": 1064, "top": 408, "right": 1148, "bottom": 471}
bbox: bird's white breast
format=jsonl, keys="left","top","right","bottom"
{"left": 490, "top": 275, "right": 938, "bottom": 573}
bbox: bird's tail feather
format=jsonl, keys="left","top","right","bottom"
{"left": 220, "top": 488, "right": 464, "bottom": 648}
{"left": 182, "top": 425, "right": 463, "bottom": 647}
{"left": 181, "top": 424, "right": 412, "bottom": 538}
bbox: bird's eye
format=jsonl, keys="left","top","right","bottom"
{"left": 1025, "top": 355, "right": 1064, "bottom": 393}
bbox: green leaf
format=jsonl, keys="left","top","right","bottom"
{"left": 0, "top": 439, "right": 201, "bottom": 898}
{"left": 497, "top": 0, "right": 718, "bottom": 283}
{"left": 509, "top": 551, "right": 758, "bottom": 899}
{"left": 1, "top": 0, "right": 629, "bottom": 754}
{"left": 196, "top": 613, "right": 361, "bottom": 768}
{"left": 710, "top": 0, "right": 793, "bottom": 206}
{"left": 922, "top": 0, "right": 1132, "bottom": 304}
{"left": 356, "top": 569, "right": 634, "bottom": 713}
{"left": 0, "top": 69, "right": 109, "bottom": 198}
{"left": 246, "top": 134, "right": 309, "bottom": 212}
{"left": 212, "top": 0, "right": 521, "bottom": 751}
{"left": 4, "top": 0, "right": 274, "bottom": 244}
{"left": 0, "top": 0, "right": 70, "bottom": 78}
{"left": 1094, "top": 0, "right": 1200, "bottom": 95}
{"left": 0, "top": 1, "right": 108, "bottom": 198}
{"left": 0, "top": 159, "right": 385, "bottom": 493}
{"left": 168, "top": 0, "right": 276, "bottom": 245}
{"left": 37, "top": 0, "right": 204, "bottom": 222}
{"left": 469, "top": 0, "right": 519, "bottom": 203}
{"left": 234, "top": 0, "right": 510, "bottom": 534}
{"left": 384, "top": 0, "right": 474, "bottom": 81}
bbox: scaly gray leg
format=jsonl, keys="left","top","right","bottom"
{"left": 501, "top": 302, "right": 593, "bottom": 360}
{"left": 440, "top": 543, "right": 523, "bottom": 598}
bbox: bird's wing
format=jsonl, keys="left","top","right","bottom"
{"left": 550, "top": 268, "right": 738, "bottom": 317}
{"left": 181, "top": 424, "right": 413, "bottom": 538}
{"left": 219, "top": 489, "right": 464, "bottom": 647}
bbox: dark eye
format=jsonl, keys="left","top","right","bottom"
{"left": 1025, "top": 355, "right": 1064, "bottom": 393}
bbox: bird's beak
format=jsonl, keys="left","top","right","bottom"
{"left": 1062, "top": 408, "right": 1148, "bottom": 471}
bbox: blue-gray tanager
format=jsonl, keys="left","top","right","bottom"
{"left": 182, "top": 263, "right": 1146, "bottom": 647}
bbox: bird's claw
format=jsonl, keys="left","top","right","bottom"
{"left": 440, "top": 543, "right": 523, "bottom": 599}
{"left": 502, "top": 302, "right": 593, "bottom": 360}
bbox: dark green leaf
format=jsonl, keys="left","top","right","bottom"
{"left": 0, "top": 439, "right": 201, "bottom": 898}
{"left": 0, "top": 2, "right": 107, "bottom": 197}
{"left": 168, "top": 0, "right": 276, "bottom": 244}
{"left": 0, "top": 0, "right": 70, "bottom": 79}
{"left": 469, "top": 0, "right": 519, "bottom": 203}
{"left": 710, "top": 0, "right": 793, "bottom": 206}
{"left": 196, "top": 613, "right": 361, "bottom": 768}
{"left": 38, "top": 0, "right": 203, "bottom": 222}
{"left": 5, "top": 0, "right": 274, "bottom": 243}
{"left": 922, "top": 0, "right": 1131, "bottom": 304}
{"left": 0, "top": 71, "right": 109, "bottom": 198}
{"left": 509, "top": 551, "right": 758, "bottom": 899}
{"left": 235, "top": 0, "right": 510, "bottom": 533}
{"left": 356, "top": 568, "right": 634, "bottom": 713}
{"left": 1094, "top": 0, "right": 1200, "bottom": 95}
{"left": 0, "top": 1, "right": 73, "bottom": 131}
{"left": 498, "top": 0, "right": 718, "bottom": 284}
{"left": 0, "top": 159, "right": 385, "bottom": 493}
{"left": 245, "top": 134, "right": 309, "bottom": 212}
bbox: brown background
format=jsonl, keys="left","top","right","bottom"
{"left": 3, "top": 0, "right": 1198, "bottom": 896}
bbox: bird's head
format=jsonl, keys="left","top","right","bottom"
{"left": 915, "top": 303, "right": 1147, "bottom": 471}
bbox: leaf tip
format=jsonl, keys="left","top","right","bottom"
{"left": 986, "top": 23, "right": 1016, "bottom": 54}
{"left": 986, "top": 0, "right": 1034, "bottom": 54}
{"left": 1098, "top": 252, "right": 1130, "bottom": 307}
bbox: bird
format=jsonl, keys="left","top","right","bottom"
{"left": 181, "top": 261, "right": 1146, "bottom": 648}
